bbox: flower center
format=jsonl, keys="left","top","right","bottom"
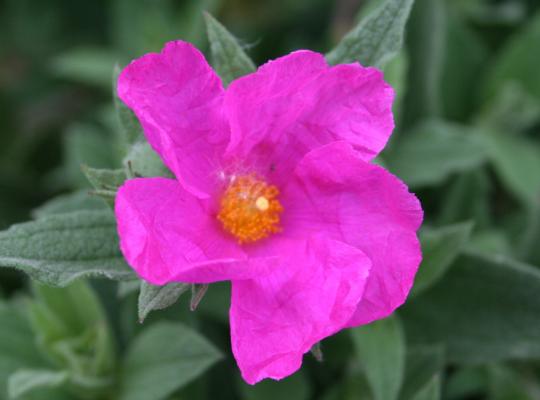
{"left": 217, "top": 175, "right": 283, "bottom": 243}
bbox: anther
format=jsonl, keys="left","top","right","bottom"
{"left": 217, "top": 175, "right": 282, "bottom": 243}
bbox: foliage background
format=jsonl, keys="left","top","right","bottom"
{"left": 2, "top": 0, "right": 540, "bottom": 399}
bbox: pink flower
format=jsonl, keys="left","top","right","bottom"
{"left": 115, "top": 41, "right": 422, "bottom": 384}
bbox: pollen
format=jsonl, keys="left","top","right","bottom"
{"left": 217, "top": 175, "right": 283, "bottom": 243}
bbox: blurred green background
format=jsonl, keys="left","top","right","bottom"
{"left": 3, "top": 0, "right": 540, "bottom": 399}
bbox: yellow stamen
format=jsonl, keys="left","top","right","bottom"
{"left": 217, "top": 175, "right": 282, "bottom": 243}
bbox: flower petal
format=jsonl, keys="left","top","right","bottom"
{"left": 118, "top": 41, "right": 228, "bottom": 198}
{"left": 281, "top": 141, "right": 423, "bottom": 327}
{"left": 224, "top": 51, "right": 394, "bottom": 184}
{"left": 230, "top": 235, "right": 371, "bottom": 384}
{"left": 115, "top": 178, "right": 276, "bottom": 284}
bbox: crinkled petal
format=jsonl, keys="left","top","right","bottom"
{"left": 224, "top": 51, "right": 394, "bottom": 184}
{"left": 115, "top": 178, "right": 276, "bottom": 284}
{"left": 118, "top": 41, "right": 228, "bottom": 198}
{"left": 281, "top": 141, "right": 423, "bottom": 327}
{"left": 230, "top": 235, "right": 371, "bottom": 384}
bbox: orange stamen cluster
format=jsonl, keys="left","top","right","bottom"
{"left": 217, "top": 175, "right": 283, "bottom": 243}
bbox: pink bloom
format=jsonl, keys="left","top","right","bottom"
{"left": 115, "top": 41, "right": 422, "bottom": 384}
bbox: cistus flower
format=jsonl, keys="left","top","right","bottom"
{"left": 115, "top": 41, "right": 423, "bottom": 384}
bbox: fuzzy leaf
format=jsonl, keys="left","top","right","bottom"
{"left": 478, "top": 83, "right": 540, "bottom": 134}
{"left": 401, "top": 0, "right": 445, "bottom": 127}
{"left": 62, "top": 123, "right": 117, "bottom": 189}
{"left": 441, "top": 14, "right": 489, "bottom": 121}
{"left": 383, "top": 51, "right": 408, "bottom": 120}
{"left": 351, "top": 315, "right": 405, "bottom": 400}
{"left": 487, "top": 365, "right": 538, "bottom": 400}
{"left": 50, "top": 47, "right": 117, "bottom": 89}
{"left": 480, "top": 130, "right": 540, "bottom": 207}
{"left": 326, "top": 0, "right": 415, "bottom": 67}
{"left": 118, "top": 280, "right": 141, "bottom": 298}
{"left": 138, "top": 282, "right": 190, "bottom": 322}
{"left": 400, "top": 346, "right": 444, "bottom": 400}
{"left": 204, "top": 12, "right": 256, "bottom": 85}
{"left": 0, "top": 210, "right": 134, "bottom": 286}
{"left": 8, "top": 370, "right": 69, "bottom": 399}
{"left": 82, "top": 166, "right": 126, "bottom": 192}
{"left": 82, "top": 166, "right": 126, "bottom": 206}
{"left": 0, "top": 302, "right": 50, "bottom": 399}
{"left": 123, "top": 142, "right": 172, "bottom": 178}
{"left": 444, "top": 367, "right": 487, "bottom": 400}
{"left": 238, "top": 370, "right": 310, "bottom": 400}
{"left": 113, "top": 64, "right": 145, "bottom": 147}
{"left": 403, "top": 251, "right": 540, "bottom": 363}
{"left": 31, "top": 281, "right": 105, "bottom": 338}
{"left": 32, "top": 191, "right": 106, "bottom": 219}
{"left": 119, "top": 322, "right": 222, "bottom": 400}
{"left": 386, "top": 120, "right": 488, "bottom": 187}
{"left": 411, "top": 375, "right": 441, "bottom": 400}
{"left": 482, "top": 10, "right": 540, "bottom": 102}
{"left": 28, "top": 282, "right": 116, "bottom": 395}
{"left": 413, "top": 222, "right": 473, "bottom": 296}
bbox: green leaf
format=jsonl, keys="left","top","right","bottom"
{"left": 340, "top": 369, "right": 374, "bottom": 400}
{"left": 118, "top": 280, "right": 141, "bottom": 298}
{"left": 437, "top": 170, "right": 492, "bottom": 229}
{"left": 326, "top": 0, "right": 415, "bottom": 67}
{"left": 480, "top": 130, "right": 540, "bottom": 207}
{"left": 124, "top": 142, "right": 172, "bottom": 178}
{"left": 0, "top": 301, "right": 50, "bottom": 399}
{"left": 385, "top": 120, "right": 488, "bottom": 187}
{"left": 468, "top": 230, "right": 512, "bottom": 256}
{"left": 48, "top": 327, "right": 115, "bottom": 388}
{"left": 204, "top": 12, "right": 256, "bottom": 85}
{"left": 49, "top": 47, "right": 117, "bottom": 89}
{"left": 410, "top": 375, "right": 441, "bottom": 400}
{"left": 440, "top": 12, "right": 488, "bottom": 121}
{"left": 400, "top": 346, "right": 444, "bottom": 400}
{"left": 112, "top": 0, "right": 219, "bottom": 57}
{"left": 82, "top": 166, "right": 127, "bottom": 206}
{"left": 197, "top": 281, "right": 230, "bottom": 323}
{"left": 403, "top": 251, "right": 540, "bottom": 363}
{"left": 477, "top": 83, "right": 540, "bottom": 134}
{"left": 31, "top": 281, "right": 104, "bottom": 338}
{"left": 82, "top": 166, "right": 126, "bottom": 192}
{"left": 412, "top": 222, "right": 473, "bottom": 296}
{"left": 449, "top": 0, "right": 526, "bottom": 26}
{"left": 27, "top": 282, "right": 116, "bottom": 385}
{"left": 487, "top": 365, "right": 538, "bottom": 400}
{"left": 8, "top": 370, "right": 69, "bottom": 399}
{"left": 444, "top": 367, "right": 487, "bottom": 400}
{"left": 32, "top": 191, "right": 106, "bottom": 219}
{"left": 518, "top": 203, "right": 540, "bottom": 264}
{"left": 0, "top": 304, "right": 43, "bottom": 366}
{"left": 383, "top": 51, "right": 408, "bottom": 122}
{"left": 119, "top": 322, "right": 222, "bottom": 400}
{"left": 351, "top": 315, "right": 405, "bottom": 400}
{"left": 402, "top": 0, "right": 445, "bottom": 127}
{"left": 0, "top": 210, "right": 134, "bottom": 286}
{"left": 0, "top": 174, "right": 37, "bottom": 230}
{"left": 482, "top": 10, "right": 540, "bottom": 102}
{"left": 113, "top": 64, "right": 145, "bottom": 148}
{"left": 63, "top": 123, "right": 117, "bottom": 189}
{"left": 27, "top": 302, "right": 115, "bottom": 395}
{"left": 238, "top": 370, "right": 310, "bottom": 400}
{"left": 138, "top": 282, "right": 190, "bottom": 322}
